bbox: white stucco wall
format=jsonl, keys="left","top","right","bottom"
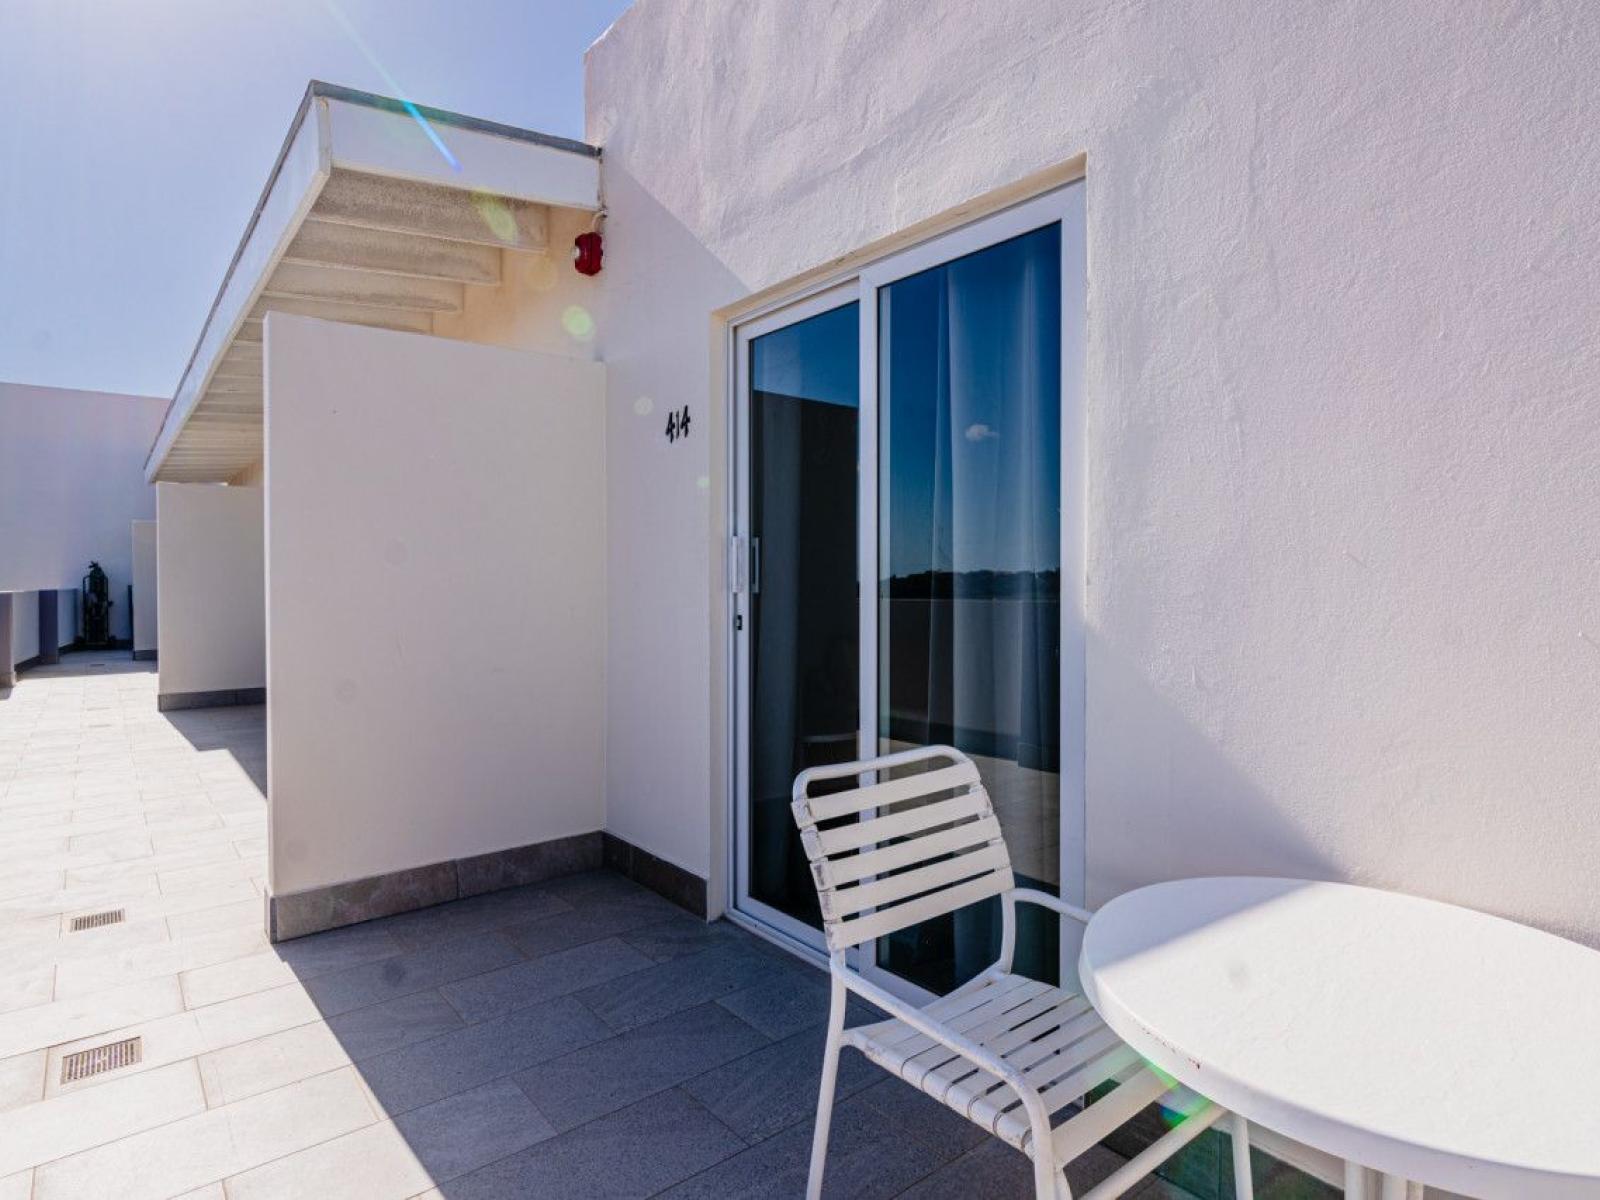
{"left": 264, "top": 314, "right": 606, "bottom": 898}
{"left": 0, "top": 383, "right": 166, "bottom": 641}
{"left": 586, "top": 2, "right": 1600, "bottom": 944}
{"left": 155, "top": 483, "right": 265, "bottom": 698}
{"left": 131, "top": 520, "right": 158, "bottom": 656}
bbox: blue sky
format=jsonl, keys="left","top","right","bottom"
{"left": 0, "top": 0, "right": 633, "bottom": 398}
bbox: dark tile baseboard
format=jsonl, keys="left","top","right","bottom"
{"left": 157, "top": 686, "right": 266, "bottom": 712}
{"left": 13, "top": 655, "right": 40, "bottom": 673}
{"left": 602, "top": 832, "right": 708, "bottom": 919}
{"left": 268, "top": 831, "right": 604, "bottom": 941}
{"left": 133, "top": 649, "right": 158, "bottom": 661}
{"left": 266, "top": 830, "right": 711, "bottom": 941}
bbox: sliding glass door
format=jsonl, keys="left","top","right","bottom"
{"left": 870, "top": 222, "right": 1064, "bottom": 992}
{"left": 733, "top": 289, "right": 861, "bottom": 944}
{"left": 734, "top": 186, "right": 1084, "bottom": 993}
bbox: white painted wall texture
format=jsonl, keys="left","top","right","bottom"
{"left": 131, "top": 520, "right": 157, "bottom": 656}
{"left": 264, "top": 314, "right": 606, "bottom": 897}
{"left": 155, "top": 483, "right": 265, "bottom": 698}
{"left": 0, "top": 383, "right": 166, "bottom": 641}
{"left": 585, "top": 2, "right": 1600, "bottom": 943}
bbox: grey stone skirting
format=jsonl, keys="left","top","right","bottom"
{"left": 12, "top": 656, "right": 40, "bottom": 673}
{"left": 603, "top": 832, "right": 708, "bottom": 919}
{"left": 268, "top": 831, "right": 604, "bottom": 941}
{"left": 267, "top": 830, "right": 712, "bottom": 941}
{"left": 157, "top": 686, "right": 266, "bottom": 711}
{"left": 133, "top": 649, "right": 158, "bottom": 662}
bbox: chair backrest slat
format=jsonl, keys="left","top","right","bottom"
{"left": 790, "top": 746, "right": 1014, "bottom": 953}
{"left": 820, "top": 840, "right": 1010, "bottom": 920}
{"left": 819, "top": 817, "right": 1002, "bottom": 887}
{"left": 800, "top": 761, "right": 980, "bottom": 823}
{"left": 809, "top": 789, "right": 987, "bottom": 856}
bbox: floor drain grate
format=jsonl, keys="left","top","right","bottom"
{"left": 61, "top": 1036, "right": 142, "bottom": 1084}
{"left": 69, "top": 909, "right": 125, "bottom": 932}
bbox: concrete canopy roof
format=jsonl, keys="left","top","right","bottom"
{"left": 144, "top": 81, "right": 600, "bottom": 483}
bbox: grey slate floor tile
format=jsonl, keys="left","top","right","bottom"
{"left": 324, "top": 987, "right": 466, "bottom": 1060}
{"left": 618, "top": 911, "right": 748, "bottom": 961}
{"left": 392, "top": 1077, "right": 556, "bottom": 1184}
{"left": 268, "top": 919, "right": 406, "bottom": 977}
{"left": 303, "top": 932, "right": 523, "bottom": 1017}
{"left": 657, "top": 1090, "right": 963, "bottom": 1200}
{"left": 714, "top": 961, "right": 878, "bottom": 1041}
{"left": 359, "top": 993, "right": 612, "bottom": 1117}
{"left": 499, "top": 892, "right": 680, "bottom": 959}
{"left": 514, "top": 1000, "right": 770, "bottom": 1132}
{"left": 853, "top": 1077, "right": 990, "bottom": 1157}
{"left": 682, "top": 1021, "right": 883, "bottom": 1143}
{"left": 436, "top": 1088, "right": 745, "bottom": 1200}
{"left": 439, "top": 935, "right": 654, "bottom": 1024}
{"left": 576, "top": 940, "right": 778, "bottom": 1032}
{"left": 380, "top": 884, "right": 573, "bottom": 952}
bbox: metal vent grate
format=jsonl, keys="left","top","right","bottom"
{"left": 61, "top": 1036, "right": 142, "bottom": 1083}
{"left": 69, "top": 909, "right": 125, "bottom": 932}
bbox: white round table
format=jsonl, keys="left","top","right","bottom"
{"left": 1078, "top": 877, "right": 1600, "bottom": 1199}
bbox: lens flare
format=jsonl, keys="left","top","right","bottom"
{"left": 696, "top": 475, "right": 711, "bottom": 492}
{"left": 1147, "top": 1067, "right": 1210, "bottom": 1130}
{"left": 322, "top": 1, "right": 460, "bottom": 172}
{"left": 471, "top": 192, "right": 518, "bottom": 244}
{"left": 633, "top": 396, "right": 654, "bottom": 416}
{"left": 562, "top": 305, "right": 596, "bottom": 341}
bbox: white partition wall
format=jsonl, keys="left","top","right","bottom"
{"left": 155, "top": 484, "right": 265, "bottom": 708}
{"left": 0, "top": 383, "right": 164, "bottom": 640}
{"left": 264, "top": 314, "right": 606, "bottom": 932}
{"left": 131, "top": 520, "right": 158, "bottom": 660}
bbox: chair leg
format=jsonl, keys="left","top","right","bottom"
{"left": 806, "top": 974, "right": 848, "bottom": 1200}
{"left": 1035, "top": 1144, "right": 1065, "bottom": 1200}
{"left": 1230, "top": 1112, "right": 1254, "bottom": 1200}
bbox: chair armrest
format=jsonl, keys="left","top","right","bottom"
{"left": 1009, "top": 887, "right": 1095, "bottom": 929}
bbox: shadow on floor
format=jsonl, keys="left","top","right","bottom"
{"left": 237, "top": 870, "right": 1210, "bottom": 1199}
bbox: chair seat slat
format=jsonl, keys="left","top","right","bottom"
{"left": 1030, "top": 1042, "right": 1143, "bottom": 1120}
{"left": 860, "top": 976, "right": 1043, "bottom": 1061}
{"left": 956, "top": 1022, "right": 1121, "bottom": 1127}
{"left": 795, "top": 762, "right": 980, "bottom": 824}
{"left": 919, "top": 993, "right": 1065, "bottom": 1094}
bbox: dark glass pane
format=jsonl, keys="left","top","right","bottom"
{"left": 747, "top": 301, "right": 859, "bottom": 929}
{"left": 877, "top": 224, "right": 1062, "bottom": 993}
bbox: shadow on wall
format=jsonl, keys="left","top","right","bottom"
{"left": 1084, "top": 628, "right": 1342, "bottom": 907}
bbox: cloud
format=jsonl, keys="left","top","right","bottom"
{"left": 964, "top": 423, "right": 999, "bottom": 442}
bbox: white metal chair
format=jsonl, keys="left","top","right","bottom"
{"left": 792, "top": 744, "right": 1247, "bottom": 1200}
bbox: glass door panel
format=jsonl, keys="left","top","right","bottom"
{"left": 875, "top": 223, "right": 1063, "bottom": 994}
{"left": 742, "top": 300, "right": 860, "bottom": 932}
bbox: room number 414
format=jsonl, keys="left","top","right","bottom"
{"left": 665, "top": 405, "right": 691, "bottom": 443}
